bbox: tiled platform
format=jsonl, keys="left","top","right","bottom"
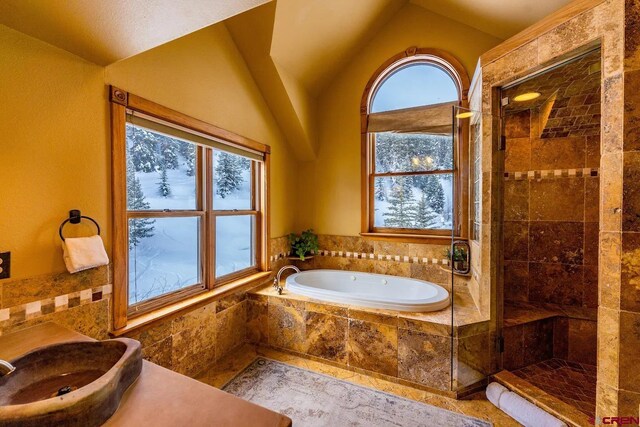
{"left": 512, "top": 358, "right": 596, "bottom": 417}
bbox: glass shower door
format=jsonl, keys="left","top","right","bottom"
{"left": 449, "top": 105, "right": 501, "bottom": 394}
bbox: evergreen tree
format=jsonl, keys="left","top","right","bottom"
{"left": 413, "top": 193, "right": 440, "bottom": 229}
{"left": 424, "top": 175, "right": 445, "bottom": 213}
{"left": 375, "top": 181, "right": 386, "bottom": 201}
{"left": 158, "top": 164, "right": 171, "bottom": 197}
{"left": 160, "top": 139, "right": 179, "bottom": 170}
{"left": 179, "top": 142, "right": 196, "bottom": 177}
{"left": 215, "top": 152, "right": 243, "bottom": 198}
{"left": 383, "top": 179, "right": 417, "bottom": 228}
{"left": 127, "top": 125, "right": 159, "bottom": 173}
{"left": 126, "top": 157, "right": 155, "bottom": 247}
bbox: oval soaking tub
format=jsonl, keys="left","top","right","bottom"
{"left": 285, "top": 270, "right": 450, "bottom": 312}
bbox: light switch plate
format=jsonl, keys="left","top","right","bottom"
{"left": 0, "top": 252, "right": 11, "bottom": 279}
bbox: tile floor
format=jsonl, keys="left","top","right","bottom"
{"left": 195, "top": 345, "right": 522, "bottom": 426}
{"left": 512, "top": 358, "right": 597, "bottom": 417}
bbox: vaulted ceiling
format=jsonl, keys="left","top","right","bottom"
{"left": 0, "top": 0, "right": 572, "bottom": 159}
{"left": 411, "top": 0, "right": 573, "bottom": 40}
{"left": 0, "top": 0, "right": 270, "bottom": 65}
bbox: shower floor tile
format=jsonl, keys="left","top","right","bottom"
{"left": 512, "top": 358, "right": 596, "bottom": 417}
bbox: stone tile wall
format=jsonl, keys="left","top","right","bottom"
{"left": 271, "top": 234, "right": 457, "bottom": 289}
{"left": 503, "top": 105, "right": 600, "bottom": 313}
{"left": 0, "top": 266, "right": 251, "bottom": 379}
{"left": 480, "top": 0, "right": 640, "bottom": 417}
{"left": 247, "top": 288, "right": 492, "bottom": 396}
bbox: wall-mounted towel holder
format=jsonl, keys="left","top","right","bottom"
{"left": 59, "top": 209, "right": 101, "bottom": 241}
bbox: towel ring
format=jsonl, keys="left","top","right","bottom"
{"left": 59, "top": 209, "right": 101, "bottom": 242}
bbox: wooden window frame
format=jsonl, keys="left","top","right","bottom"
{"left": 110, "top": 86, "right": 270, "bottom": 330}
{"left": 360, "top": 47, "right": 471, "bottom": 243}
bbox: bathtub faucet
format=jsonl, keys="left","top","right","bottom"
{"left": 273, "top": 265, "right": 300, "bottom": 295}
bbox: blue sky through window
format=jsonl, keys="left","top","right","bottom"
{"left": 371, "top": 63, "right": 458, "bottom": 113}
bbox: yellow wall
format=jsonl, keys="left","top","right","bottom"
{"left": 105, "top": 24, "right": 299, "bottom": 239}
{"left": 0, "top": 24, "right": 110, "bottom": 280}
{"left": 0, "top": 23, "right": 298, "bottom": 280}
{"left": 303, "top": 4, "right": 501, "bottom": 236}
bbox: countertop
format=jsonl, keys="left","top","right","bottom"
{"left": 0, "top": 323, "right": 292, "bottom": 427}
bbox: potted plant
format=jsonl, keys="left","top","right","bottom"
{"left": 444, "top": 246, "right": 468, "bottom": 272}
{"left": 288, "top": 229, "right": 319, "bottom": 261}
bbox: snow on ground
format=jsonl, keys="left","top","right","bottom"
{"left": 373, "top": 175, "right": 454, "bottom": 230}
{"left": 129, "top": 158, "right": 253, "bottom": 304}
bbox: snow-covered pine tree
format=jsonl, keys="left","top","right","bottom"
{"left": 127, "top": 125, "right": 159, "bottom": 173}
{"left": 160, "top": 138, "right": 180, "bottom": 170}
{"left": 126, "top": 157, "right": 155, "bottom": 247}
{"left": 383, "top": 179, "right": 417, "bottom": 228}
{"left": 375, "top": 181, "right": 386, "bottom": 201}
{"left": 179, "top": 141, "right": 196, "bottom": 176}
{"left": 413, "top": 192, "right": 440, "bottom": 229}
{"left": 215, "top": 152, "right": 243, "bottom": 198}
{"left": 158, "top": 164, "right": 171, "bottom": 197}
{"left": 423, "top": 175, "right": 445, "bottom": 213}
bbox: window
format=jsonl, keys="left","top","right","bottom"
{"left": 361, "top": 47, "right": 470, "bottom": 239}
{"left": 110, "top": 87, "right": 269, "bottom": 329}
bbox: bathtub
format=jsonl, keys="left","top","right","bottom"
{"left": 285, "top": 269, "right": 450, "bottom": 312}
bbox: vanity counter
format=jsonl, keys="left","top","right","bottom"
{"left": 0, "top": 323, "right": 292, "bottom": 427}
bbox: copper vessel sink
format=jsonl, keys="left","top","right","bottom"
{"left": 0, "top": 338, "right": 142, "bottom": 427}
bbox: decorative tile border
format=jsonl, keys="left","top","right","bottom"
{"left": 504, "top": 168, "right": 599, "bottom": 180}
{"left": 271, "top": 249, "right": 450, "bottom": 266}
{"left": 0, "top": 284, "right": 111, "bottom": 327}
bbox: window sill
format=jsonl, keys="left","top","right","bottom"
{"left": 110, "top": 271, "right": 272, "bottom": 337}
{"left": 360, "top": 232, "right": 466, "bottom": 245}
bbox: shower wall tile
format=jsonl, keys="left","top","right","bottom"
{"left": 567, "top": 318, "right": 597, "bottom": 365}
{"left": 528, "top": 263, "right": 584, "bottom": 306}
{"left": 623, "top": 69, "right": 640, "bottom": 151}
{"left": 622, "top": 151, "right": 640, "bottom": 231}
{"left": 553, "top": 317, "right": 569, "bottom": 360}
{"left": 584, "top": 222, "right": 600, "bottom": 266}
{"left": 585, "top": 178, "right": 600, "bottom": 222}
{"left": 503, "top": 221, "right": 529, "bottom": 261}
{"left": 530, "top": 137, "right": 586, "bottom": 170}
{"left": 583, "top": 265, "right": 599, "bottom": 308}
{"left": 617, "top": 310, "right": 640, "bottom": 390}
{"left": 504, "top": 261, "right": 529, "bottom": 303}
{"left": 504, "top": 110, "right": 531, "bottom": 138}
{"left": 504, "top": 180, "right": 529, "bottom": 221}
{"left": 620, "top": 231, "right": 640, "bottom": 312}
{"left": 529, "top": 178, "right": 585, "bottom": 221}
{"left": 503, "top": 325, "right": 525, "bottom": 370}
{"left": 529, "top": 222, "right": 584, "bottom": 264}
{"left": 505, "top": 137, "right": 531, "bottom": 171}
{"left": 522, "top": 317, "right": 554, "bottom": 366}
{"left": 586, "top": 135, "right": 601, "bottom": 168}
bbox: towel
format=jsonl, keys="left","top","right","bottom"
{"left": 486, "top": 382, "right": 508, "bottom": 408}
{"left": 486, "top": 382, "right": 567, "bottom": 427}
{"left": 62, "top": 235, "right": 109, "bottom": 274}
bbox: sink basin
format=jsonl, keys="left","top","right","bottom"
{"left": 0, "top": 338, "right": 142, "bottom": 427}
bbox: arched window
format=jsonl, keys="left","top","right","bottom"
{"left": 361, "top": 47, "right": 469, "bottom": 239}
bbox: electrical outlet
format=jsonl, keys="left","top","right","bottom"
{"left": 0, "top": 252, "right": 11, "bottom": 279}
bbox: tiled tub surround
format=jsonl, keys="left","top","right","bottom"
{"left": 247, "top": 284, "right": 492, "bottom": 397}
{"left": 0, "top": 266, "right": 256, "bottom": 379}
{"left": 270, "top": 234, "right": 460, "bottom": 288}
